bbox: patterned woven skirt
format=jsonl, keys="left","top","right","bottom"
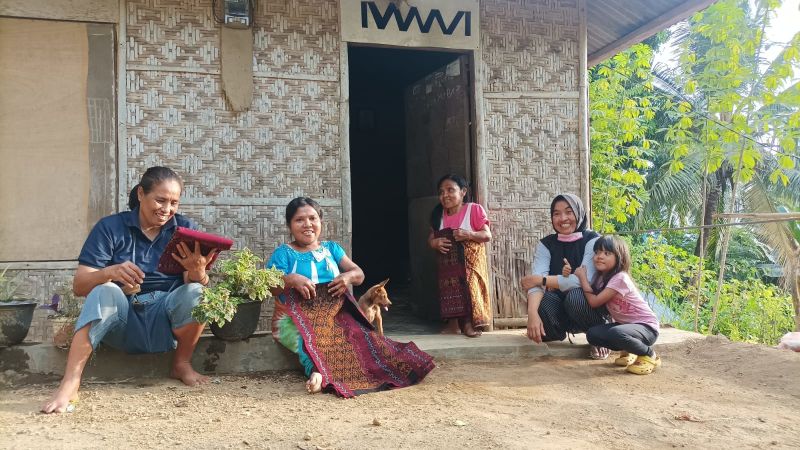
{"left": 272, "top": 284, "right": 435, "bottom": 398}
{"left": 435, "top": 228, "right": 492, "bottom": 329}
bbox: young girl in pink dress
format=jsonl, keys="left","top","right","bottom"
{"left": 575, "top": 235, "right": 662, "bottom": 375}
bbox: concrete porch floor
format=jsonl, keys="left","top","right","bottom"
{"left": 0, "top": 327, "right": 704, "bottom": 382}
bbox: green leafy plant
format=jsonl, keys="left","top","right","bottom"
{"left": 630, "top": 237, "right": 795, "bottom": 344}
{"left": 191, "top": 248, "right": 284, "bottom": 327}
{"left": 0, "top": 267, "right": 25, "bottom": 302}
{"left": 50, "top": 283, "right": 84, "bottom": 318}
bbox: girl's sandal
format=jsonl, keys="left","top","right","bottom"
{"left": 589, "top": 345, "right": 610, "bottom": 360}
{"left": 626, "top": 355, "right": 662, "bottom": 375}
{"left": 614, "top": 352, "right": 637, "bottom": 367}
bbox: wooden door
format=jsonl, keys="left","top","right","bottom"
{"left": 404, "top": 55, "right": 472, "bottom": 319}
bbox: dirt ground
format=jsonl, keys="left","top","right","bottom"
{"left": 1, "top": 335, "right": 798, "bottom": 450}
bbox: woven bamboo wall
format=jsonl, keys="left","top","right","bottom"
{"left": 480, "top": 0, "right": 583, "bottom": 320}
{"left": 121, "top": 0, "right": 342, "bottom": 335}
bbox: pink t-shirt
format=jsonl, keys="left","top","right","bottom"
{"left": 440, "top": 203, "right": 490, "bottom": 232}
{"left": 604, "top": 272, "right": 659, "bottom": 330}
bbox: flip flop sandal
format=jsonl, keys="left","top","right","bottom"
{"left": 614, "top": 352, "right": 637, "bottom": 366}
{"left": 589, "top": 345, "right": 610, "bottom": 360}
{"left": 65, "top": 399, "right": 78, "bottom": 413}
{"left": 626, "top": 355, "right": 662, "bottom": 375}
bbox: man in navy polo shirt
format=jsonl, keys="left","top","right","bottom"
{"left": 42, "top": 167, "right": 217, "bottom": 414}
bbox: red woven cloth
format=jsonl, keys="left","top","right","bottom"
{"left": 283, "top": 284, "right": 435, "bottom": 398}
{"left": 434, "top": 228, "right": 470, "bottom": 319}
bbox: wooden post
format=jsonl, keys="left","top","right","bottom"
{"left": 472, "top": 43, "right": 493, "bottom": 330}
{"left": 116, "top": 0, "right": 127, "bottom": 212}
{"left": 339, "top": 42, "right": 352, "bottom": 254}
{"left": 577, "top": 0, "right": 591, "bottom": 227}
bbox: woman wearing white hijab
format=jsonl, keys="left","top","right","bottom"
{"left": 521, "top": 194, "right": 611, "bottom": 359}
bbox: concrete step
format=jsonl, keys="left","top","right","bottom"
{"left": 0, "top": 327, "right": 705, "bottom": 381}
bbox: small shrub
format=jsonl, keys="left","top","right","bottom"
{"left": 191, "top": 248, "right": 284, "bottom": 327}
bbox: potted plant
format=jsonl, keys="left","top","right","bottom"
{"left": 0, "top": 267, "right": 37, "bottom": 347}
{"left": 192, "top": 248, "right": 284, "bottom": 341}
{"left": 41, "top": 284, "right": 84, "bottom": 349}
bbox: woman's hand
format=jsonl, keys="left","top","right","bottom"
{"left": 102, "top": 261, "right": 145, "bottom": 289}
{"left": 173, "top": 241, "right": 217, "bottom": 284}
{"left": 327, "top": 272, "right": 352, "bottom": 297}
{"left": 453, "top": 229, "right": 473, "bottom": 242}
{"left": 574, "top": 265, "right": 587, "bottom": 282}
{"left": 561, "top": 258, "right": 572, "bottom": 277}
{"left": 284, "top": 273, "right": 316, "bottom": 300}
{"left": 431, "top": 237, "right": 452, "bottom": 254}
{"left": 526, "top": 312, "right": 546, "bottom": 343}
{"left": 520, "top": 274, "right": 542, "bottom": 290}
{"left": 574, "top": 266, "right": 592, "bottom": 292}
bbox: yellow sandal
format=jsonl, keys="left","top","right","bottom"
{"left": 626, "top": 354, "right": 661, "bottom": 375}
{"left": 614, "top": 352, "right": 637, "bottom": 367}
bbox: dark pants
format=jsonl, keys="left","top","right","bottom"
{"left": 538, "top": 288, "right": 610, "bottom": 342}
{"left": 586, "top": 323, "right": 659, "bottom": 357}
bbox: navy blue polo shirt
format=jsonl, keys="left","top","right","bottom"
{"left": 78, "top": 208, "right": 198, "bottom": 294}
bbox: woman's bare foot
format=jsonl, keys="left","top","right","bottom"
{"left": 170, "top": 362, "right": 209, "bottom": 386}
{"left": 440, "top": 319, "right": 461, "bottom": 335}
{"left": 306, "top": 372, "right": 323, "bottom": 394}
{"left": 460, "top": 320, "right": 482, "bottom": 338}
{"left": 41, "top": 379, "right": 80, "bottom": 414}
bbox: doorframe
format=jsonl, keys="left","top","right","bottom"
{"left": 338, "top": 42, "right": 488, "bottom": 247}
{"left": 338, "top": 42, "right": 493, "bottom": 329}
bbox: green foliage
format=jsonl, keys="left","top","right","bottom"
{"left": 669, "top": 0, "right": 800, "bottom": 185}
{"left": 52, "top": 283, "right": 84, "bottom": 318}
{"left": 192, "top": 248, "right": 284, "bottom": 327}
{"left": 630, "top": 237, "right": 795, "bottom": 344}
{"left": 0, "top": 267, "right": 24, "bottom": 302}
{"left": 589, "top": 44, "right": 655, "bottom": 231}
{"left": 694, "top": 278, "right": 795, "bottom": 344}
{"left": 630, "top": 237, "right": 703, "bottom": 320}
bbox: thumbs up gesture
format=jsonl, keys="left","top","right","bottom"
{"left": 561, "top": 258, "right": 572, "bottom": 277}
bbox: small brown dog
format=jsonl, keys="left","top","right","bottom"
{"left": 357, "top": 278, "right": 392, "bottom": 336}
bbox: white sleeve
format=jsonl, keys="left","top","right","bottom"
{"left": 527, "top": 241, "right": 551, "bottom": 295}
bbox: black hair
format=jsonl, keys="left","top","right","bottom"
{"left": 591, "top": 235, "right": 631, "bottom": 291}
{"left": 285, "top": 197, "right": 322, "bottom": 226}
{"left": 127, "top": 166, "right": 184, "bottom": 210}
{"left": 429, "top": 174, "right": 470, "bottom": 230}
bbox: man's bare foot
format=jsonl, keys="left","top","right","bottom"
{"left": 440, "top": 319, "right": 461, "bottom": 335}
{"left": 306, "top": 372, "right": 322, "bottom": 394}
{"left": 170, "top": 362, "right": 209, "bottom": 387}
{"left": 41, "top": 380, "right": 80, "bottom": 414}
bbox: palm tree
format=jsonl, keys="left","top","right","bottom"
{"left": 635, "top": 0, "right": 800, "bottom": 329}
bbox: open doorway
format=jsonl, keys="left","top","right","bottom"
{"left": 348, "top": 45, "right": 475, "bottom": 334}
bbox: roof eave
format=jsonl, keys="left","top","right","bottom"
{"left": 587, "top": 0, "right": 719, "bottom": 67}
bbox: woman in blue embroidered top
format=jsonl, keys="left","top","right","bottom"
{"left": 268, "top": 197, "right": 435, "bottom": 397}
{"left": 41, "top": 167, "right": 216, "bottom": 414}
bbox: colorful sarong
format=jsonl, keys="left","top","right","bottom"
{"left": 273, "top": 284, "right": 435, "bottom": 398}
{"left": 435, "top": 228, "right": 492, "bottom": 328}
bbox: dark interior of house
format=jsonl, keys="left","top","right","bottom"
{"left": 348, "top": 45, "right": 460, "bottom": 293}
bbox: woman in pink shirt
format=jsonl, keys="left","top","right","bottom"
{"left": 428, "top": 174, "right": 492, "bottom": 337}
{"left": 575, "top": 235, "right": 662, "bottom": 375}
